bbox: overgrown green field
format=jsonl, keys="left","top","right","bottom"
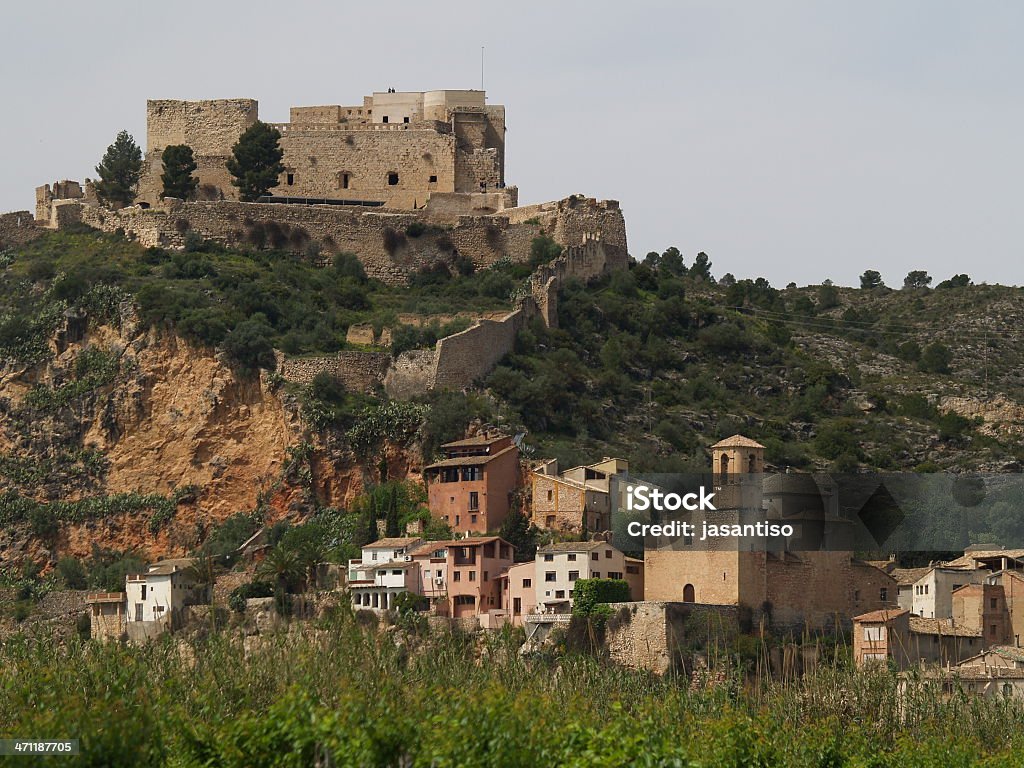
{"left": 1, "top": 615, "right": 1023, "bottom": 767}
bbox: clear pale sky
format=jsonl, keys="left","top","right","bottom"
{"left": 4, "top": 1, "right": 1021, "bottom": 287}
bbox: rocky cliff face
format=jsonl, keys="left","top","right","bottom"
{"left": 0, "top": 310, "right": 396, "bottom": 570}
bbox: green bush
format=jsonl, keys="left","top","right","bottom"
{"left": 57, "top": 557, "right": 88, "bottom": 589}
{"left": 571, "top": 578, "right": 631, "bottom": 617}
{"left": 228, "top": 581, "right": 274, "bottom": 613}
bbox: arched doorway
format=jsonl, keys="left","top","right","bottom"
{"left": 683, "top": 584, "right": 695, "bottom": 603}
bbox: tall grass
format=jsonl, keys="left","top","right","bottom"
{"left": 1, "top": 609, "right": 1022, "bottom": 766}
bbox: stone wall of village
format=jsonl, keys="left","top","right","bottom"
{"left": 604, "top": 601, "right": 739, "bottom": 675}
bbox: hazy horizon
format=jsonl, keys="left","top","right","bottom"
{"left": 4, "top": 1, "right": 1022, "bottom": 288}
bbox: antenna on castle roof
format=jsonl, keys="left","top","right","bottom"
{"left": 481, "top": 46, "right": 485, "bottom": 91}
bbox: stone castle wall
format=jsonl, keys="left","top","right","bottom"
{"left": 146, "top": 99, "right": 258, "bottom": 155}
{"left": 275, "top": 350, "right": 390, "bottom": 392}
{"left": 0, "top": 211, "right": 42, "bottom": 249}
{"left": 383, "top": 236, "right": 627, "bottom": 397}
{"left": 69, "top": 195, "right": 625, "bottom": 287}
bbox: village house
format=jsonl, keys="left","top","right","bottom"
{"left": 423, "top": 433, "right": 520, "bottom": 535}
{"left": 909, "top": 565, "right": 985, "bottom": 619}
{"left": 83, "top": 558, "right": 211, "bottom": 643}
{"left": 347, "top": 537, "right": 424, "bottom": 612}
{"left": 499, "top": 561, "right": 537, "bottom": 626}
{"left": 852, "top": 608, "right": 986, "bottom": 668}
{"left": 952, "top": 582, "right": 1011, "bottom": 646}
{"left": 441, "top": 536, "right": 515, "bottom": 620}
{"left": 84, "top": 591, "right": 128, "bottom": 642}
{"left": 530, "top": 457, "right": 628, "bottom": 535}
{"left": 533, "top": 540, "right": 642, "bottom": 615}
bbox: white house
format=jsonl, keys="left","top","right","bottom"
{"left": 124, "top": 558, "right": 208, "bottom": 641}
{"left": 911, "top": 565, "right": 985, "bottom": 619}
{"left": 347, "top": 537, "right": 425, "bottom": 612}
{"left": 534, "top": 540, "right": 636, "bottom": 613}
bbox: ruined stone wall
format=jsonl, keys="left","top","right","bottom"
{"left": 431, "top": 310, "right": 525, "bottom": 391}
{"left": 383, "top": 349, "right": 438, "bottom": 400}
{"left": 275, "top": 350, "right": 389, "bottom": 392}
{"left": 0, "top": 211, "right": 42, "bottom": 249}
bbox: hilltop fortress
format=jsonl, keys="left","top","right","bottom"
{"left": 16, "top": 88, "right": 630, "bottom": 395}
{"left": 31, "top": 89, "right": 627, "bottom": 285}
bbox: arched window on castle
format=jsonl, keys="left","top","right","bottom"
{"left": 337, "top": 172, "right": 351, "bottom": 190}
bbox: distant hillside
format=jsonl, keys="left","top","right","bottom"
{"left": 479, "top": 257, "right": 1024, "bottom": 474}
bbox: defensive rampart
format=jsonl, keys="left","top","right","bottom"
{"left": 63, "top": 195, "right": 625, "bottom": 286}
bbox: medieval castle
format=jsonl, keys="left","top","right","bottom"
{"left": 19, "top": 87, "right": 630, "bottom": 397}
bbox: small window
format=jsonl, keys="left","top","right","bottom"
{"left": 523, "top": 579, "right": 532, "bottom": 588}
{"left": 545, "top": 572, "right": 556, "bottom": 582}
{"left": 555, "top": 590, "right": 565, "bottom": 599}
{"left": 567, "top": 554, "right": 576, "bottom": 562}
{"left": 429, "top": 174, "right": 438, "bottom": 183}
{"left": 864, "top": 626, "right": 883, "bottom": 642}
{"left": 855, "top": 590, "right": 861, "bottom": 601}
{"left": 991, "top": 598, "right": 998, "bottom": 610}
{"left": 454, "top": 572, "right": 461, "bottom": 582}
{"left": 339, "top": 172, "right": 350, "bottom": 190}
{"left": 545, "top": 515, "right": 556, "bottom": 527}
{"left": 593, "top": 572, "right": 601, "bottom": 578}
{"left": 469, "top": 571, "right": 476, "bottom": 582}
{"left": 469, "top": 492, "right": 479, "bottom": 510}
{"left": 568, "top": 571, "right": 579, "bottom": 582}
{"left": 403, "top": 116, "right": 410, "bottom": 124}
{"left": 991, "top": 624, "right": 998, "bottom": 637}
{"left": 387, "top": 172, "right": 399, "bottom": 186}
{"left": 605, "top": 550, "right": 612, "bottom": 558}
{"left": 592, "top": 553, "right": 599, "bottom": 561}
{"left": 382, "top": 116, "right": 389, "bottom": 124}
{"left": 286, "top": 173, "right": 294, "bottom": 186}
{"left": 543, "top": 554, "right": 554, "bottom": 562}
{"left": 880, "top": 587, "right": 888, "bottom": 602}
{"left": 608, "top": 572, "right": 622, "bottom": 580}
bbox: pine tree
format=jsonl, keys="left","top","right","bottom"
{"left": 94, "top": 130, "right": 143, "bottom": 209}
{"left": 226, "top": 121, "right": 285, "bottom": 202}
{"left": 160, "top": 144, "right": 199, "bottom": 200}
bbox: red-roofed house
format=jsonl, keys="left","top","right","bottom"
{"left": 423, "top": 432, "right": 520, "bottom": 534}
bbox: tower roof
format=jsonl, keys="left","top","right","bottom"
{"left": 711, "top": 434, "right": 766, "bottom": 449}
